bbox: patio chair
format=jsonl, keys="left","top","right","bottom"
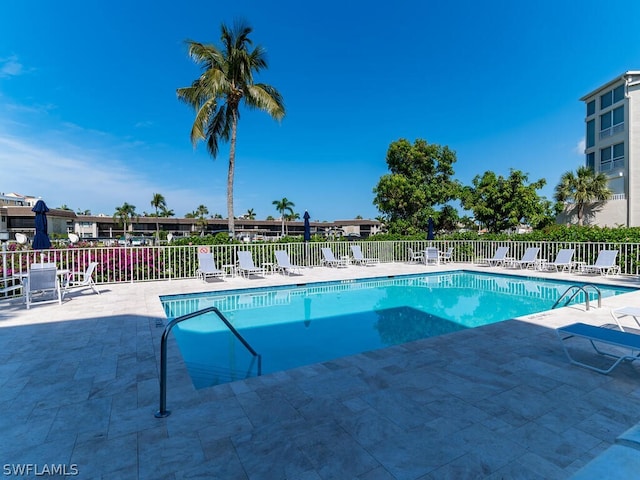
{"left": 439, "top": 247, "right": 454, "bottom": 263}
{"left": 557, "top": 322, "right": 640, "bottom": 374}
{"left": 237, "top": 251, "right": 265, "bottom": 277}
{"left": 274, "top": 250, "right": 303, "bottom": 275}
{"left": 509, "top": 247, "right": 539, "bottom": 269}
{"left": 196, "top": 253, "right": 224, "bottom": 282}
{"left": 25, "top": 263, "right": 62, "bottom": 309}
{"left": 582, "top": 250, "right": 620, "bottom": 276}
{"left": 610, "top": 307, "right": 640, "bottom": 332}
{"left": 545, "top": 248, "right": 574, "bottom": 272}
{"left": 425, "top": 247, "right": 439, "bottom": 265}
{"left": 321, "top": 247, "right": 348, "bottom": 268}
{"left": 65, "top": 262, "right": 101, "bottom": 295}
{"left": 350, "top": 245, "right": 378, "bottom": 266}
{"left": 408, "top": 247, "right": 424, "bottom": 263}
{"left": 481, "top": 246, "right": 509, "bottom": 267}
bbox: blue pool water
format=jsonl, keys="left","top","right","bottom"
{"left": 160, "top": 271, "right": 635, "bottom": 388}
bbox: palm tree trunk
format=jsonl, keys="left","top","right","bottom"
{"left": 578, "top": 203, "right": 584, "bottom": 226}
{"left": 155, "top": 207, "right": 159, "bottom": 245}
{"left": 227, "top": 113, "right": 237, "bottom": 237}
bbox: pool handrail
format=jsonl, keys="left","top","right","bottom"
{"left": 552, "top": 284, "right": 602, "bottom": 311}
{"left": 155, "top": 306, "right": 262, "bottom": 418}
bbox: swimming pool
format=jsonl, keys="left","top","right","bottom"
{"left": 161, "top": 271, "right": 635, "bottom": 388}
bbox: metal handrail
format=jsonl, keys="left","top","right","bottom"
{"left": 552, "top": 284, "right": 602, "bottom": 311}
{"left": 155, "top": 306, "right": 262, "bottom": 418}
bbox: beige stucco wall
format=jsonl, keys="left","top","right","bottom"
{"left": 557, "top": 199, "right": 627, "bottom": 227}
{"left": 629, "top": 82, "right": 640, "bottom": 226}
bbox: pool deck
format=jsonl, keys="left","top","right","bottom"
{"left": 2, "top": 262, "right": 640, "bottom": 479}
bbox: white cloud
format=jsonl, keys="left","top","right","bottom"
{"left": 0, "top": 55, "right": 25, "bottom": 78}
{"left": 0, "top": 130, "right": 224, "bottom": 216}
{"left": 574, "top": 137, "right": 585, "bottom": 155}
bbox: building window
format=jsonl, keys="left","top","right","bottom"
{"left": 586, "top": 119, "right": 595, "bottom": 148}
{"left": 600, "top": 142, "right": 624, "bottom": 172}
{"left": 614, "top": 84, "right": 624, "bottom": 103}
{"left": 587, "top": 100, "right": 595, "bottom": 116}
{"left": 599, "top": 105, "right": 624, "bottom": 138}
{"left": 600, "top": 84, "right": 625, "bottom": 110}
{"left": 586, "top": 152, "right": 595, "bottom": 170}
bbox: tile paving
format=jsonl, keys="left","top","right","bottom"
{"left": 1, "top": 262, "right": 640, "bottom": 479}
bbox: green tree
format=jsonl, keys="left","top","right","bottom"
{"left": 554, "top": 166, "right": 611, "bottom": 226}
{"left": 193, "top": 204, "right": 209, "bottom": 235}
{"left": 461, "top": 169, "right": 553, "bottom": 233}
{"left": 436, "top": 205, "right": 460, "bottom": 233}
{"left": 373, "top": 139, "right": 460, "bottom": 234}
{"left": 245, "top": 208, "right": 256, "bottom": 220}
{"left": 113, "top": 202, "right": 138, "bottom": 237}
{"left": 160, "top": 206, "right": 175, "bottom": 217}
{"left": 272, "top": 197, "right": 295, "bottom": 236}
{"left": 177, "top": 21, "right": 285, "bottom": 236}
{"left": 76, "top": 209, "right": 91, "bottom": 215}
{"left": 150, "top": 193, "right": 167, "bottom": 244}
{"left": 285, "top": 211, "right": 300, "bottom": 235}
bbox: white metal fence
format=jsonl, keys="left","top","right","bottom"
{"left": 2, "top": 240, "right": 640, "bottom": 289}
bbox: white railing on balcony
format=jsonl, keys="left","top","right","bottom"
{"left": 599, "top": 158, "right": 624, "bottom": 172}
{"left": 2, "top": 240, "right": 640, "bottom": 294}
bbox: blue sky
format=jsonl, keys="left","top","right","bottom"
{"left": 2, "top": 1, "right": 640, "bottom": 222}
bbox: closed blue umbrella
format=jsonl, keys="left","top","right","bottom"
{"left": 31, "top": 200, "right": 51, "bottom": 250}
{"left": 427, "top": 217, "right": 435, "bottom": 241}
{"left": 303, "top": 210, "right": 311, "bottom": 267}
{"left": 303, "top": 211, "right": 311, "bottom": 242}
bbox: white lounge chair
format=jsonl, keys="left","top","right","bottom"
{"left": 439, "top": 247, "right": 454, "bottom": 263}
{"left": 610, "top": 307, "right": 640, "bottom": 332}
{"left": 350, "top": 245, "right": 378, "bottom": 266}
{"left": 482, "top": 246, "right": 509, "bottom": 267}
{"left": 321, "top": 248, "right": 348, "bottom": 268}
{"left": 25, "top": 263, "right": 62, "bottom": 309}
{"left": 557, "top": 322, "right": 640, "bottom": 374}
{"left": 237, "top": 251, "right": 265, "bottom": 277}
{"left": 510, "top": 247, "right": 539, "bottom": 269}
{"left": 196, "top": 253, "right": 224, "bottom": 282}
{"left": 65, "top": 262, "right": 101, "bottom": 295}
{"left": 546, "top": 249, "right": 574, "bottom": 272}
{"left": 425, "top": 247, "right": 439, "bottom": 265}
{"left": 582, "top": 250, "right": 620, "bottom": 276}
{"left": 274, "top": 250, "right": 302, "bottom": 275}
{"left": 408, "top": 247, "right": 424, "bottom": 263}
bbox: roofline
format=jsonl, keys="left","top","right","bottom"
{"left": 579, "top": 71, "right": 640, "bottom": 101}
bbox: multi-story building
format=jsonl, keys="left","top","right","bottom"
{"left": 579, "top": 71, "right": 640, "bottom": 226}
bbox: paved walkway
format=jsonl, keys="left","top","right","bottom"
{"left": 2, "top": 263, "right": 640, "bottom": 479}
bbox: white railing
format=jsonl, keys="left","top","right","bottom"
{"left": 2, "top": 240, "right": 640, "bottom": 291}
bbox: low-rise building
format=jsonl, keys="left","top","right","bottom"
{"left": 0, "top": 195, "right": 382, "bottom": 242}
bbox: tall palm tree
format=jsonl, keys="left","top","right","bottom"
{"left": 554, "top": 166, "right": 611, "bottom": 225}
{"left": 113, "top": 202, "right": 138, "bottom": 237}
{"left": 194, "top": 204, "right": 209, "bottom": 236}
{"left": 177, "top": 21, "right": 285, "bottom": 237}
{"left": 285, "top": 211, "right": 300, "bottom": 235}
{"left": 160, "top": 206, "right": 175, "bottom": 217}
{"left": 272, "top": 197, "right": 295, "bottom": 236}
{"left": 245, "top": 208, "right": 256, "bottom": 220}
{"left": 150, "top": 193, "right": 166, "bottom": 244}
